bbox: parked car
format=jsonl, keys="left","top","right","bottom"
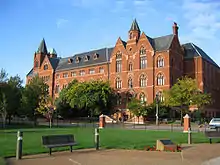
{"left": 209, "top": 118, "right": 220, "bottom": 129}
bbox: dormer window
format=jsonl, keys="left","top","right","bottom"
{"left": 84, "top": 55, "right": 89, "bottom": 62}
{"left": 68, "top": 58, "right": 73, "bottom": 64}
{"left": 75, "top": 57, "right": 80, "bottom": 63}
{"left": 93, "top": 53, "right": 99, "bottom": 60}
{"left": 44, "top": 64, "right": 48, "bottom": 70}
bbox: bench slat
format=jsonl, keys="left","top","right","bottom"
{"left": 45, "top": 142, "right": 77, "bottom": 148}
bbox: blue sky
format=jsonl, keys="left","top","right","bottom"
{"left": 1, "top": 0, "right": 220, "bottom": 83}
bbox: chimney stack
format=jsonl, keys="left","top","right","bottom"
{"left": 172, "top": 22, "right": 179, "bottom": 36}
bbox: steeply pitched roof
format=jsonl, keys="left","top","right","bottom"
{"left": 49, "top": 57, "right": 60, "bottom": 69}
{"left": 182, "top": 43, "right": 219, "bottom": 68}
{"left": 37, "top": 38, "right": 48, "bottom": 54}
{"left": 130, "top": 19, "right": 140, "bottom": 31}
{"left": 26, "top": 68, "right": 33, "bottom": 77}
{"left": 153, "top": 34, "right": 174, "bottom": 51}
{"left": 56, "top": 48, "right": 113, "bottom": 71}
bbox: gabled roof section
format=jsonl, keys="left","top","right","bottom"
{"left": 26, "top": 68, "right": 33, "bottom": 77}
{"left": 37, "top": 38, "right": 48, "bottom": 54}
{"left": 130, "top": 19, "right": 140, "bottom": 32}
{"left": 56, "top": 48, "right": 113, "bottom": 71}
{"left": 140, "top": 32, "right": 154, "bottom": 50}
{"left": 153, "top": 34, "right": 174, "bottom": 51}
{"left": 182, "top": 43, "right": 219, "bottom": 67}
{"left": 49, "top": 57, "right": 60, "bottom": 69}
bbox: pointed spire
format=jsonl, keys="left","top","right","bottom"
{"left": 37, "top": 38, "right": 48, "bottom": 54}
{"left": 130, "top": 19, "right": 140, "bottom": 31}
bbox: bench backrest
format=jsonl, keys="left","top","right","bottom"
{"left": 205, "top": 131, "right": 220, "bottom": 137}
{"left": 42, "top": 134, "right": 75, "bottom": 145}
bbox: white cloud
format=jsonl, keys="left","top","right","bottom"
{"left": 56, "top": 19, "right": 69, "bottom": 29}
{"left": 182, "top": 0, "right": 220, "bottom": 40}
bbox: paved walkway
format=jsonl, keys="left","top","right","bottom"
{"left": 7, "top": 144, "right": 220, "bottom": 165}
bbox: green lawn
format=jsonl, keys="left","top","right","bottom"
{"left": 0, "top": 157, "right": 5, "bottom": 165}
{"left": 0, "top": 127, "right": 216, "bottom": 158}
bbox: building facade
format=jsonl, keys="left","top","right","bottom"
{"left": 26, "top": 19, "right": 220, "bottom": 118}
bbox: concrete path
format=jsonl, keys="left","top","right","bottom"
{"left": 7, "top": 144, "right": 220, "bottom": 165}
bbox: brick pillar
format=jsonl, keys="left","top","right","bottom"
{"left": 99, "top": 114, "right": 106, "bottom": 129}
{"left": 183, "top": 114, "right": 191, "bottom": 133}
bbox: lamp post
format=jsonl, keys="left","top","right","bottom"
{"left": 155, "top": 92, "right": 159, "bottom": 126}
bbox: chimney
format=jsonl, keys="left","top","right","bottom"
{"left": 172, "top": 22, "right": 179, "bottom": 36}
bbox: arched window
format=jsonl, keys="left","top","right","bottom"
{"left": 55, "top": 84, "right": 60, "bottom": 93}
{"left": 157, "top": 73, "right": 164, "bottom": 86}
{"left": 157, "top": 91, "right": 165, "bottom": 102}
{"left": 140, "top": 93, "right": 147, "bottom": 104}
{"left": 140, "top": 74, "right": 147, "bottom": 87}
{"left": 116, "top": 52, "right": 122, "bottom": 72}
{"left": 157, "top": 56, "right": 164, "bottom": 68}
{"left": 140, "top": 47, "right": 146, "bottom": 55}
{"left": 116, "top": 77, "right": 122, "bottom": 89}
{"left": 44, "top": 64, "right": 48, "bottom": 70}
{"left": 128, "top": 77, "right": 133, "bottom": 88}
{"left": 128, "top": 62, "right": 133, "bottom": 71}
{"left": 35, "top": 61, "right": 39, "bottom": 67}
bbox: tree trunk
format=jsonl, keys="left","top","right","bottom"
{"left": 137, "top": 116, "right": 139, "bottom": 124}
{"left": 1, "top": 113, "right": 7, "bottom": 129}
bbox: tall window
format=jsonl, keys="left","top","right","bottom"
{"left": 116, "top": 52, "right": 122, "bottom": 72}
{"left": 128, "top": 78, "right": 133, "bottom": 88}
{"left": 89, "top": 68, "right": 95, "bottom": 74}
{"left": 99, "top": 67, "right": 104, "bottom": 73}
{"left": 116, "top": 77, "right": 122, "bottom": 89}
{"left": 35, "top": 61, "right": 39, "bottom": 67}
{"left": 140, "top": 47, "right": 146, "bottom": 55}
{"left": 157, "top": 91, "right": 165, "bottom": 102}
{"left": 140, "top": 74, "right": 147, "bottom": 87}
{"left": 157, "top": 73, "right": 164, "bottom": 86}
{"left": 55, "top": 85, "right": 60, "bottom": 93}
{"left": 63, "top": 84, "right": 67, "bottom": 89}
{"left": 128, "top": 63, "right": 133, "bottom": 71}
{"left": 71, "top": 72, "right": 76, "bottom": 77}
{"left": 140, "top": 56, "right": 147, "bottom": 69}
{"left": 56, "top": 74, "right": 60, "bottom": 79}
{"left": 44, "top": 64, "right": 48, "bottom": 70}
{"left": 79, "top": 70, "right": 85, "bottom": 76}
{"left": 157, "top": 56, "right": 164, "bottom": 68}
{"left": 140, "top": 93, "right": 147, "bottom": 104}
{"left": 63, "top": 73, "right": 68, "bottom": 78}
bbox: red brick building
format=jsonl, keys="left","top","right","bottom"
{"left": 26, "top": 19, "right": 220, "bottom": 118}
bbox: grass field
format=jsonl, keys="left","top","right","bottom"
{"left": 0, "top": 127, "right": 215, "bottom": 158}
{"left": 0, "top": 157, "right": 5, "bottom": 165}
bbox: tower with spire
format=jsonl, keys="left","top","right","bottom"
{"left": 34, "top": 38, "right": 48, "bottom": 70}
{"left": 128, "top": 19, "right": 140, "bottom": 40}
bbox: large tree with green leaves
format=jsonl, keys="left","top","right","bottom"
{"left": 164, "top": 76, "right": 211, "bottom": 125}
{"left": 65, "top": 80, "right": 115, "bottom": 117}
{"left": 21, "top": 75, "right": 49, "bottom": 125}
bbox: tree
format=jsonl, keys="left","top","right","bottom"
{"left": 21, "top": 75, "right": 49, "bottom": 126}
{"left": 65, "top": 80, "right": 115, "bottom": 117}
{"left": 127, "top": 98, "right": 147, "bottom": 124}
{"left": 164, "top": 76, "right": 211, "bottom": 125}
{"left": 36, "top": 95, "right": 54, "bottom": 128}
{"left": 5, "top": 75, "right": 23, "bottom": 124}
{"left": 0, "top": 93, "right": 7, "bottom": 128}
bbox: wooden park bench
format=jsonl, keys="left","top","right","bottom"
{"left": 205, "top": 131, "right": 220, "bottom": 144}
{"left": 42, "top": 134, "right": 77, "bottom": 155}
